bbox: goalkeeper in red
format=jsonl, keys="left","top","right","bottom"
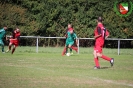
{"left": 6, "top": 28, "right": 20, "bottom": 54}
{"left": 93, "top": 17, "right": 114, "bottom": 69}
{"left": 62, "top": 29, "right": 78, "bottom": 56}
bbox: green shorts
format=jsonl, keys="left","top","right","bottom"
{"left": 65, "top": 41, "right": 74, "bottom": 46}
{"left": 0, "top": 39, "right": 4, "bottom": 45}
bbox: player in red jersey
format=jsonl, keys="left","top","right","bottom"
{"left": 93, "top": 17, "right": 114, "bottom": 69}
{"left": 6, "top": 28, "right": 20, "bottom": 54}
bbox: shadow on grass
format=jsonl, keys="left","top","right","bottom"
{"left": 100, "top": 67, "right": 111, "bottom": 69}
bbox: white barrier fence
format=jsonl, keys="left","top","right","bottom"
{"left": 19, "top": 36, "right": 133, "bottom": 55}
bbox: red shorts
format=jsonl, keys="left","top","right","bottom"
{"left": 10, "top": 39, "right": 19, "bottom": 46}
{"left": 94, "top": 44, "right": 103, "bottom": 53}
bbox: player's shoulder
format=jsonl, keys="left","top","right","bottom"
{"left": 73, "top": 33, "right": 77, "bottom": 37}
{"left": 67, "top": 31, "right": 70, "bottom": 34}
{"left": 0, "top": 28, "right": 5, "bottom": 32}
{"left": 73, "top": 33, "right": 76, "bottom": 35}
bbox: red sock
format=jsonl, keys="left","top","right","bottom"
{"left": 12, "top": 48, "right": 15, "bottom": 54}
{"left": 62, "top": 47, "right": 66, "bottom": 56}
{"left": 94, "top": 58, "right": 100, "bottom": 67}
{"left": 101, "top": 55, "right": 111, "bottom": 61}
{"left": 71, "top": 46, "right": 78, "bottom": 52}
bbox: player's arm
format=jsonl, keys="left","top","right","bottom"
{"left": 75, "top": 39, "right": 78, "bottom": 46}
{"left": 0, "top": 29, "right": 4, "bottom": 33}
{"left": 5, "top": 35, "right": 8, "bottom": 40}
{"left": 105, "top": 30, "right": 109, "bottom": 39}
{"left": 94, "top": 27, "right": 102, "bottom": 39}
{"left": 74, "top": 33, "right": 78, "bottom": 46}
{"left": 0, "top": 30, "right": 2, "bottom": 33}
{"left": 16, "top": 32, "right": 21, "bottom": 40}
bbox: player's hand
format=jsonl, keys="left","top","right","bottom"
{"left": 14, "top": 30, "right": 17, "bottom": 33}
{"left": 6, "top": 37, "right": 8, "bottom": 41}
{"left": 6, "top": 38, "right": 7, "bottom": 41}
{"left": 105, "top": 35, "right": 109, "bottom": 40}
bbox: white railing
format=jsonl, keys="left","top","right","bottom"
{"left": 19, "top": 36, "right": 133, "bottom": 55}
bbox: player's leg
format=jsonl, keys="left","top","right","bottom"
{"left": 62, "top": 41, "right": 70, "bottom": 55}
{"left": 6, "top": 42, "right": 12, "bottom": 52}
{"left": 93, "top": 50, "right": 100, "bottom": 69}
{"left": 6, "top": 38, "right": 15, "bottom": 52}
{"left": 97, "top": 52, "right": 111, "bottom": 61}
{"left": 1, "top": 44, "right": 4, "bottom": 53}
{"left": 62, "top": 45, "right": 67, "bottom": 56}
{"left": 96, "top": 46, "right": 114, "bottom": 67}
{"left": 69, "top": 42, "right": 78, "bottom": 52}
{"left": 95, "top": 45, "right": 111, "bottom": 61}
{"left": 69, "top": 48, "right": 73, "bottom": 55}
{"left": 0, "top": 40, "right": 5, "bottom": 53}
{"left": 11, "top": 45, "right": 16, "bottom": 54}
{"left": 71, "top": 46, "right": 78, "bottom": 52}
{"left": 68, "top": 43, "right": 72, "bottom": 51}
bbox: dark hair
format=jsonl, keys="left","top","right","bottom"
{"left": 97, "top": 17, "right": 103, "bottom": 22}
{"left": 4, "top": 26, "right": 7, "bottom": 27}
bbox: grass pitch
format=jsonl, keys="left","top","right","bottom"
{"left": 0, "top": 46, "right": 133, "bottom": 88}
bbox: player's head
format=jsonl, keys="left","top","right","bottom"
{"left": 97, "top": 16, "right": 103, "bottom": 23}
{"left": 16, "top": 28, "right": 20, "bottom": 32}
{"left": 3, "top": 26, "right": 7, "bottom": 30}
{"left": 68, "top": 23, "right": 72, "bottom": 28}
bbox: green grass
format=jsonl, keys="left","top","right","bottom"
{"left": 0, "top": 46, "right": 133, "bottom": 88}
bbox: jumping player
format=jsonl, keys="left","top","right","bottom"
{"left": 93, "top": 17, "right": 114, "bottom": 69}
{"left": 0, "top": 26, "right": 7, "bottom": 53}
{"left": 6, "top": 28, "right": 20, "bottom": 54}
{"left": 62, "top": 29, "right": 78, "bottom": 56}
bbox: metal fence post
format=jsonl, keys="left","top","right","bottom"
{"left": 118, "top": 39, "right": 120, "bottom": 55}
{"left": 77, "top": 38, "right": 79, "bottom": 54}
{"left": 36, "top": 37, "right": 39, "bottom": 53}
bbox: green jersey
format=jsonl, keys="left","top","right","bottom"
{"left": 66, "top": 32, "right": 77, "bottom": 43}
{"left": 0, "top": 28, "right": 6, "bottom": 39}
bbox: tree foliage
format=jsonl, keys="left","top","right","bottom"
{"left": 0, "top": 0, "right": 133, "bottom": 39}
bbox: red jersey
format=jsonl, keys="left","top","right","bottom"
{"left": 65, "top": 28, "right": 74, "bottom": 38}
{"left": 94, "top": 23, "right": 109, "bottom": 46}
{"left": 10, "top": 30, "right": 20, "bottom": 46}
{"left": 68, "top": 28, "right": 73, "bottom": 32}
{"left": 13, "top": 30, "right": 20, "bottom": 39}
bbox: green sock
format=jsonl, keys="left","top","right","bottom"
{"left": 2, "top": 45, "right": 4, "bottom": 52}
{"left": 66, "top": 47, "right": 68, "bottom": 54}
{"left": 70, "top": 48, "right": 72, "bottom": 53}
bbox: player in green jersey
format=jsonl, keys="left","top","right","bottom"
{"left": 62, "top": 29, "right": 78, "bottom": 56}
{"left": 0, "top": 26, "right": 7, "bottom": 53}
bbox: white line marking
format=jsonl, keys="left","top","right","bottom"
{"left": 12, "top": 65, "right": 133, "bottom": 87}
{"left": 30, "top": 66, "right": 133, "bottom": 87}
{"left": 90, "top": 77, "right": 133, "bottom": 87}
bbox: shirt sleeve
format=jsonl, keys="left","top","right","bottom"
{"left": 106, "top": 29, "right": 109, "bottom": 36}
{"left": 73, "top": 33, "right": 77, "bottom": 39}
{"left": 0, "top": 29, "right": 4, "bottom": 33}
{"left": 97, "top": 27, "right": 101, "bottom": 35}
